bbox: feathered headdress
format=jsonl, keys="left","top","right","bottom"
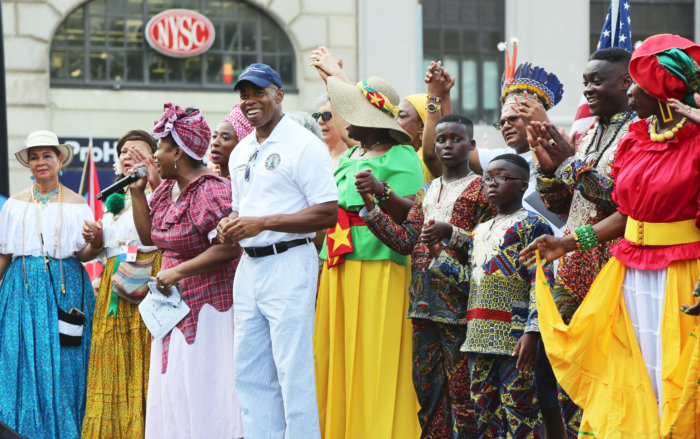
{"left": 498, "top": 39, "right": 564, "bottom": 111}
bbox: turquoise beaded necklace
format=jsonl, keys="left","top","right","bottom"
{"left": 33, "top": 185, "right": 60, "bottom": 204}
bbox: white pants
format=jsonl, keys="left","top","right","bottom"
{"left": 233, "top": 243, "right": 321, "bottom": 439}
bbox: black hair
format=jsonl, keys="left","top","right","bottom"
{"left": 490, "top": 153, "right": 530, "bottom": 179}
{"left": 436, "top": 113, "right": 474, "bottom": 135}
{"left": 589, "top": 47, "right": 632, "bottom": 67}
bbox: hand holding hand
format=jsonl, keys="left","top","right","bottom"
{"left": 354, "top": 169, "right": 383, "bottom": 197}
{"left": 82, "top": 220, "right": 104, "bottom": 248}
{"left": 310, "top": 46, "right": 344, "bottom": 83}
{"left": 221, "top": 216, "right": 265, "bottom": 241}
{"left": 513, "top": 332, "right": 540, "bottom": 372}
{"left": 425, "top": 61, "right": 456, "bottom": 98}
{"left": 420, "top": 219, "right": 452, "bottom": 247}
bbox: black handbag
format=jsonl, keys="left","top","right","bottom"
{"left": 46, "top": 263, "right": 86, "bottom": 347}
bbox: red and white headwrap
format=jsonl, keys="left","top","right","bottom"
{"left": 152, "top": 102, "right": 211, "bottom": 160}
{"left": 223, "top": 104, "right": 254, "bottom": 141}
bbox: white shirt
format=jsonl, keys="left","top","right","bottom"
{"left": 476, "top": 147, "right": 565, "bottom": 236}
{"left": 228, "top": 114, "right": 338, "bottom": 247}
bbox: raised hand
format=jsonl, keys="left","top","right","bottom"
{"left": 668, "top": 94, "right": 700, "bottom": 125}
{"left": 425, "top": 61, "right": 456, "bottom": 99}
{"left": 127, "top": 147, "right": 162, "bottom": 190}
{"left": 528, "top": 121, "right": 575, "bottom": 175}
{"left": 310, "top": 46, "right": 347, "bottom": 84}
{"left": 513, "top": 91, "right": 549, "bottom": 126}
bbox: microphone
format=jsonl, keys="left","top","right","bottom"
{"left": 96, "top": 167, "right": 146, "bottom": 200}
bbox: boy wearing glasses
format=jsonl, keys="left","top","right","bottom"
{"left": 427, "top": 154, "right": 554, "bottom": 438}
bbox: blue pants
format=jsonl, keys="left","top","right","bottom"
{"left": 233, "top": 243, "right": 321, "bottom": 438}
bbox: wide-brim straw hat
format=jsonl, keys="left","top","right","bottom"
{"left": 15, "top": 130, "right": 74, "bottom": 167}
{"left": 327, "top": 76, "right": 412, "bottom": 145}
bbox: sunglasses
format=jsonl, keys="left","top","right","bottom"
{"left": 312, "top": 111, "right": 332, "bottom": 122}
{"left": 244, "top": 149, "right": 258, "bottom": 182}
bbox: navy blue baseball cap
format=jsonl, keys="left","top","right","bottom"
{"left": 233, "top": 63, "right": 283, "bottom": 91}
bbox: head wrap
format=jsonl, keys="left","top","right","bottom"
{"left": 629, "top": 34, "right": 700, "bottom": 108}
{"left": 403, "top": 94, "right": 428, "bottom": 124}
{"left": 223, "top": 104, "right": 254, "bottom": 142}
{"left": 152, "top": 102, "right": 210, "bottom": 160}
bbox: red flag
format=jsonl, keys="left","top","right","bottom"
{"left": 85, "top": 138, "right": 104, "bottom": 281}
{"left": 87, "top": 138, "right": 103, "bottom": 221}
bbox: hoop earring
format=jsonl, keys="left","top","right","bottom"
{"left": 659, "top": 99, "right": 673, "bottom": 123}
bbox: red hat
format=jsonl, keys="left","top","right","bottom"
{"left": 629, "top": 34, "right": 700, "bottom": 107}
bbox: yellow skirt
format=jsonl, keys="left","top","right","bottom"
{"left": 535, "top": 254, "right": 700, "bottom": 438}
{"left": 314, "top": 259, "right": 421, "bottom": 439}
{"left": 81, "top": 251, "right": 162, "bottom": 439}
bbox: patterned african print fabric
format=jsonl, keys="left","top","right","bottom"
{"left": 413, "top": 320, "right": 477, "bottom": 439}
{"left": 431, "top": 209, "right": 554, "bottom": 355}
{"left": 362, "top": 174, "right": 493, "bottom": 323}
{"left": 81, "top": 251, "right": 162, "bottom": 438}
{"left": 361, "top": 174, "right": 491, "bottom": 438}
{"left": 534, "top": 111, "right": 635, "bottom": 322}
{"left": 467, "top": 353, "right": 541, "bottom": 438}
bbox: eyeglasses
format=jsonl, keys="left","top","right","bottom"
{"left": 244, "top": 149, "right": 258, "bottom": 182}
{"left": 312, "top": 111, "right": 332, "bottom": 122}
{"left": 483, "top": 174, "right": 527, "bottom": 184}
{"left": 493, "top": 115, "right": 521, "bottom": 130}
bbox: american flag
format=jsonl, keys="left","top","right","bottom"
{"left": 570, "top": 0, "right": 632, "bottom": 142}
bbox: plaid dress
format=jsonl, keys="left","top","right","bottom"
{"left": 149, "top": 175, "right": 237, "bottom": 372}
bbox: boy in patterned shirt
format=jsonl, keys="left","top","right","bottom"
{"left": 425, "top": 154, "right": 554, "bottom": 438}
{"left": 360, "top": 114, "right": 491, "bottom": 438}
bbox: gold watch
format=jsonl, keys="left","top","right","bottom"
{"left": 426, "top": 102, "right": 441, "bottom": 113}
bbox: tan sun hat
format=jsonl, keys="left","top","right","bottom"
{"left": 15, "top": 130, "right": 74, "bottom": 167}
{"left": 327, "top": 76, "right": 412, "bottom": 145}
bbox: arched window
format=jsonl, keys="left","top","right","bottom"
{"left": 50, "top": 0, "right": 296, "bottom": 89}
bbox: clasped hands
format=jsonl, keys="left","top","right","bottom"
{"left": 216, "top": 214, "right": 264, "bottom": 244}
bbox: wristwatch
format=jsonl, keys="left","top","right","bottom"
{"left": 426, "top": 102, "right": 441, "bottom": 113}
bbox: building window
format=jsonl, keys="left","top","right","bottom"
{"left": 422, "top": 0, "right": 505, "bottom": 124}
{"left": 589, "top": 0, "right": 694, "bottom": 54}
{"left": 50, "top": 0, "right": 296, "bottom": 90}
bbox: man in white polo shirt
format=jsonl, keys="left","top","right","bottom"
{"left": 218, "top": 64, "right": 338, "bottom": 438}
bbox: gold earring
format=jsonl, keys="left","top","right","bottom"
{"left": 658, "top": 99, "right": 673, "bottom": 123}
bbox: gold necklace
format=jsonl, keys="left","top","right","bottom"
{"left": 23, "top": 184, "right": 65, "bottom": 293}
{"left": 649, "top": 115, "right": 686, "bottom": 142}
{"left": 359, "top": 141, "right": 381, "bottom": 156}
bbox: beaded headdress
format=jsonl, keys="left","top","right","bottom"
{"left": 499, "top": 40, "right": 564, "bottom": 111}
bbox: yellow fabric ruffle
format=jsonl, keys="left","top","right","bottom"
{"left": 314, "top": 259, "right": 420, "bottom": 439}
{"left": 81, "top": 251, "right": 162, "bottom": 439}
{"left": 534, "top": 253, "right": 700, "bottom": 438}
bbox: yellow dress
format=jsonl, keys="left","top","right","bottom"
{"left": 314, "top": 145, "right": 423, "bottom": 439}
{"left": 535, "top": 253, "right": 700, "bottom": 438}
{"left": 81, "top": 251, "right": 162, "bottom": 438}
{"left": 314, "top": 260, "right": 420, "bottom": 439}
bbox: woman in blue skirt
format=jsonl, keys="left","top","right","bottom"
{"left": 0, "top": 130, "right": 98, "bottom": 439}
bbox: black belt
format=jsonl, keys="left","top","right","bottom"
{"left": 243, "top": 238, "right": 311, "bottom": 258}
